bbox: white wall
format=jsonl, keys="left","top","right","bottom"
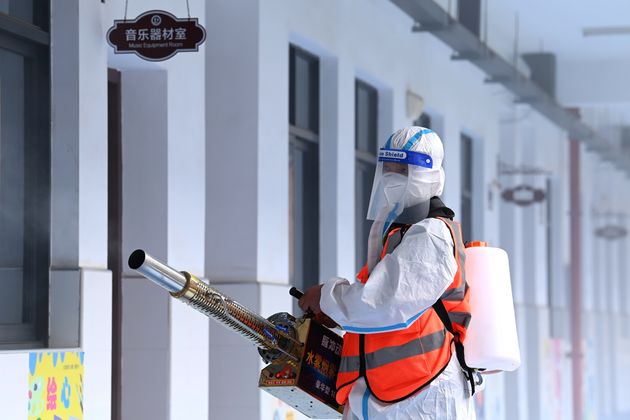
{"left": 119, "top": 68, "right": 171, "bottom": 420}
{"left": 205, "top": 0, "right": 261, "bottom": 284}
{"left": 53, "top": 2, "right": 112, "bottom": 420}
{"left": 0, "top": 353, "right": 28, "bottom": 418}
{"left": 104, "top": 0, "right": 209, "bottom": 419}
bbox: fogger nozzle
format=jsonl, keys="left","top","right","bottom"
{"left": 128, "top": 249, "right": 187, "bottom": 293}
{"left": 128, "top": 249, "right": 302, "bottom": 360}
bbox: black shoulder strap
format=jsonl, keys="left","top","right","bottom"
{"left": 431, "top": 298, "right": 453, "bottom": 333}
{"left": 383, "top": 225, "right": 412, "bottom": 256}
{"left": 432, "top": 299, "right": 478, "bottom": 396}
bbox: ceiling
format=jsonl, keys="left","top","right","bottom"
{"left": 480, "top": 0, "right": 630, "bottom": 145}
{"left": 487, "top": 0, "right": 630, "bottom": 61}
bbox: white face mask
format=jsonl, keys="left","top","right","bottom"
{"left": 381, "top": 172, "right": 408, "bottom": 207}
{"left": 404, "top": 167, "right": 444, "bottom": 207}
{"left": 406, "top": 177, "right": 435, "bottom": 207}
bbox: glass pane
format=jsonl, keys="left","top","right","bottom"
{"left": 290, "top": 46, "right": 319, "bottom": 133}
{"left": 0, "top": 0, "right": 50, "bottom": 346}
{"left": 301, "top": 141, "right": 319, "bottom": 287}
{"left": 460, "top": 134, "right": 473, "bottom": 243}
{"left": 355, "top": 161, "right": 376, "bottom": 272}
{"left": 0, "top": 44, "right": 49, "bottom": 347}
{"left": 461, "top": 196, "right": 472, "bottom": 243}
{"left": 289, "top": 48, "right": 295, "bottom": 126}
{"left": 355, "top": 81, "right": 377, "bottom": 154}
{"left": 0, "top": 0, "right": 34, "bottom": 25}
{"left": 288, "top": 143, "right": 296, "bottom": 284}
{"left": 294, "top": 54, "right": 310, "bottom": 129}
{"left": 461, "top": 134, "right": 473, "bottom": 191}
{"left": 0, "top": 48, "right": 25, "bottom": 325}
{"left": 289, "top": 138, "right": 319, "bottom": 314}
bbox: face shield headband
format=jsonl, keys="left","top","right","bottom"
{"left": 377, "top": 148, "right": 434, "bottom": 169}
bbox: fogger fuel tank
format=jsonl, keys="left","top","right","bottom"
{"left": 464, "top": 242, "right": 521, "bottom": 371}
{"left": 128, "top": 250, "right": 343, "bottom": 419}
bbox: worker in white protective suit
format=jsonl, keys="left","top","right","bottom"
{"left": 299, "top": 127, "right": 478, "bottom": 419}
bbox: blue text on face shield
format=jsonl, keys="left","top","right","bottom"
{"left": 378, "top": 149, "right": 433, "bottom": 169}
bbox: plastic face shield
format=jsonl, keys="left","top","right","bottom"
{"left": 366, "top": 148, "right": 435, "bottom": 224}
{"left": 364, "top": 148, "right": 435, "bottom": 273}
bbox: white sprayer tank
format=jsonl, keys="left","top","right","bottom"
{"left": 464, "top": 242, "right": 521, "bottom": 371}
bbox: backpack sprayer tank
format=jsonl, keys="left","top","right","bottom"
{"left": 128, "top": 250, "right": 343, "bottom": 419}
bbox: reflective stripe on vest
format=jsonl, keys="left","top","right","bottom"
{"left": 335, "top": 218, "right": 471, "bottom": 405}
{"left": 338, "top": 329, "right": 446, "bottom": 373}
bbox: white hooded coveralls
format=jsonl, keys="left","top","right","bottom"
{"left": 320, "top": 217, "right": 477, "bottom": 420}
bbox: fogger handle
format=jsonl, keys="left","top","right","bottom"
{"left": 289, "top": 287, "right": 304, "bottom": 300}
{"left": 289, "top": 287, "right": 311, "bottom": 317}
{"left": 289, "top": 286, "right": 339, "bottom": 329}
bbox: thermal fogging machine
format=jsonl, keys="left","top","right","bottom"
{"left": 128, "top": 250, "right": 343, "bottom": 419}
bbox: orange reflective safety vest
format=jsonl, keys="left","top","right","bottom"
{"left": 335, "top": 217, "right": 472, "bottom": 404}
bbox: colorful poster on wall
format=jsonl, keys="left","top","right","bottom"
{"left": 543, "top": 338, "right": 567, "bottom": 420}
{"left": 28, "top": 352, "right": 84, "bottom": 420}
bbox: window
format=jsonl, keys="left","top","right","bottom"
{"left": 108, "top": 68, "right": 123, "bottom": 419}
{"left": 355, "top": 80, "right": 378, "bottom": 271}
{"left": 0, "top": 0, "right": 48, "bottom": 26}
{"left": 414, "top": 113, "right": 432, "bottom": 130}
{"left": 460, "top": 133, "right": 473, "bottom": 243}
{"left": 0, "top": 2, "right": 51, "bottom": 348}
{"left": 289, "top": 45, "right": 319, "bottom": 307}
{"left": 457, "top": 0, "right": 481, "bottom": 37}
{"left": 621, "top": 233, "right": 629, "bottom": 337}
{"left": 289, "top": 45, "right": 319, "bottom": 133}
{"left": 546, "top": 178, "right": 556, "bottom": 334}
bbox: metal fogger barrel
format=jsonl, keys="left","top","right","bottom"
{"left": 128, "top": 249, "right": 343, "bottom": 419}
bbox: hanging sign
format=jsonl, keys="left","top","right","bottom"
{"left": 594, "top": 225, "right": 628, "bottom": 240}
{"left": 501, "top": 184, "right": 546, "bottom": 206}
{"left": 107, "top": 10, "right": 206, "bottom": 61}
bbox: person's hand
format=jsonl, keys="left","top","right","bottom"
{"left": 298, "top": 284, "right": 323, "bottom": 314}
